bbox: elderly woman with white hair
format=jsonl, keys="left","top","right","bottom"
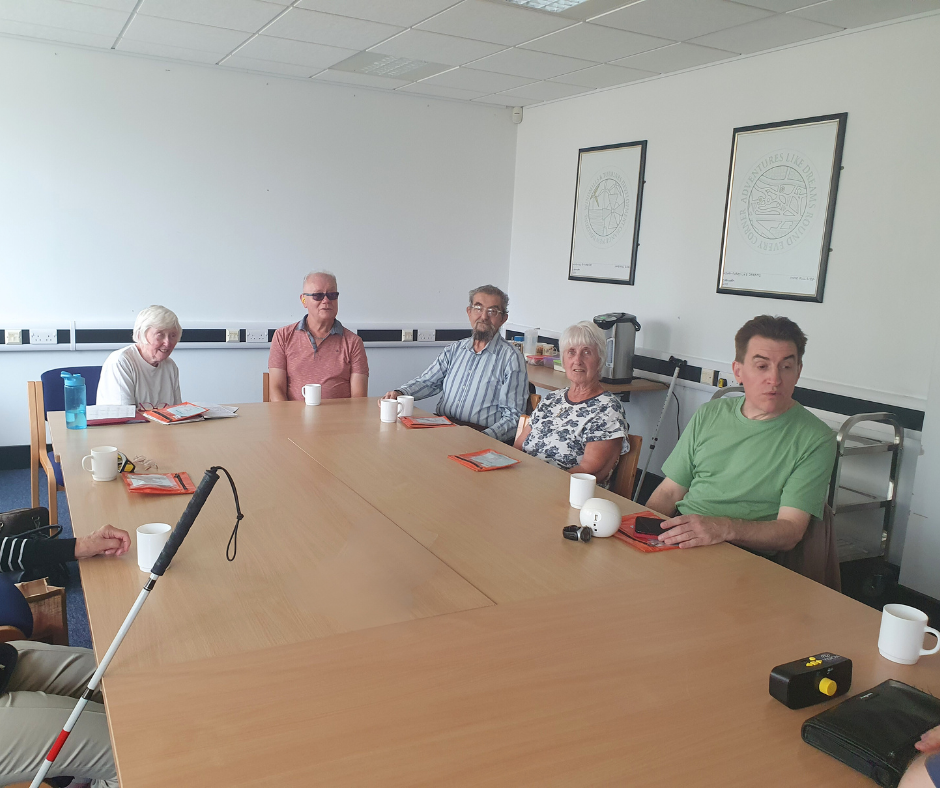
{"left": 514, "top": 321, "right": 629, "bottom": 486}
{"left": 96, "top": 305, "right": 183, "bottom": 409}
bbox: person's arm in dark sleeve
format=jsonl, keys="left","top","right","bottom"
{"left": 0, "top": 536, "right": 76, "bottom": 573}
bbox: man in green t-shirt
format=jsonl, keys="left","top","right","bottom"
{"left": 647, "top": 315, "right": 836, "bottom": 552}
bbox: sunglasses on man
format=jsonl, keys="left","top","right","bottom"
{"left": 303, "top": 292, "right": 339, "bottom": 301}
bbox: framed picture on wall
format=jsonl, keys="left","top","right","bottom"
{"left": 568, "top": 140, "right": 647, "bottom": 286}
{"left": 717, "top": 112, "right": 847, "bottom": 302}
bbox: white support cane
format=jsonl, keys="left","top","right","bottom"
{"left": 633, "top": 358, "right": 686, "bottom": 502}
{"left": 30, "top": 466, "right": 243, "bottom": 788}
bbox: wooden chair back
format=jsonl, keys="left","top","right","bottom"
{"left": 610, "top": 434, "right": 643, "bottom": 500}
{"left": 263, "top": 372, "right": 270, "bottom": 403}
{"left": 28, "top": 381, "right": 63, "bottom": 523}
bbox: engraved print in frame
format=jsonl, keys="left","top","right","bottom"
{"left": 717, "top": 113, "right": 847, "bottom": 303}
{"left": 568, "top": 140, "right": 647, "bottom": 286}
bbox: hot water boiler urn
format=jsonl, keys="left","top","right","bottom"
{"left": 593, "top": 312, "right": 641, "bottom": 383}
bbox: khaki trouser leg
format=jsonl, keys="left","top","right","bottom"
{"left": 0, "top": 641, "right": 117, "bottom": 787}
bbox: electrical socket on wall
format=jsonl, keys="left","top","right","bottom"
{"left": 4, "top": 330, "right": 22, "bottom": 345}
{"left": 226, "top": 329, "right": 240, "bottom": 343}
{"left": 245, "top": 330, "right": 268, "bottom": 343}
{"left": 700, "top": 368, "right": 718, "bottom": 386}
{"left": 402, "top": 330, "right": 414, "bottom": 342}
{"left": 417, "top": 330, "right": 435, "bottom": 342}
{"left": 29, "top": 329, "right": 57, "bottom": 344}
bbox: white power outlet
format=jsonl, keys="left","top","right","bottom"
{"left": 417, "top": 330, "right": 435, "bottom": 342}
{"left": 700, "top": 368, "right": 716, "bottom": 386}
{"left": 4, "top": 329, "right": 22, "bottom": 345}
{"left": 226, "top": 329, "right": 240, "bottom": 343}
{"left": 30, "top": 329, "right": 58, "bottom": 344}
{"left": 401, "top": 330, "right": 414, "bottom": 342}
{"left": 246, "top": 330, "right": 268, "bottom": 343}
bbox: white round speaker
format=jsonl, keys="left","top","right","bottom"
{"left": 579, "top": 497, "right": 622, "bottom": 538}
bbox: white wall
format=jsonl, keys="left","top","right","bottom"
{"left": 508, "top": 14, "right": 940, "bottom": 410}
{"left": 0, "top": 36, "right": 517, "bottom": 445}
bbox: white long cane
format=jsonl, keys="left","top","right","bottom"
{"left": 634, "top": 358, "right": 686, "bottom": 502}
{"left": 30, "top": 466, "right": 243, "bottom": 788}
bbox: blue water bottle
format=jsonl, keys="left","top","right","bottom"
{"left": 62, "top": 372, "right": 87, "bottom": 430}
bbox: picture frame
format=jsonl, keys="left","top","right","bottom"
{"left": 568, "top": 140, "right": 647, "bottom": 286}
{"left": 717, "top": 113, "right": 847, "bottom": 302}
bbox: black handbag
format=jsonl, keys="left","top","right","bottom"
{"left": 802, "top": 679, "right": 940, "bottom": 787}
{"left": 0, "top": 507, "right": 69, "bottom": 587}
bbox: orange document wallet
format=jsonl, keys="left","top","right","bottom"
{"left": 614, "top": 511, "right": 679, "bottom": 553}
{"left": 123, "top": 472, "right": 196, "bottom": 495}
{"left": 448, "top": 450, "right": 520, "bottom": 472}
{"left": 400, "top": 416, "right": 456, "bottom": 429}
{"left": 141, "top": 403, "right": 208, "bottom": 425}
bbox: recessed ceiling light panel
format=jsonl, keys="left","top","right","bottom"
{"left": 504, "top": 0, "right": 591, "bottom": 12}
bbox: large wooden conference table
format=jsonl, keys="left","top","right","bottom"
{"left": 50, "top": 400, "right": 939, "bottom": 787}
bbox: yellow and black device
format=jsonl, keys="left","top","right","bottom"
{"left": 769, "top": 653, "right": 852, "bottom": 709}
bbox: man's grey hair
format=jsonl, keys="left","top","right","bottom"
{"left": 468, "top": 285, "right": 509, "bottom": 314}
{"left": 560, "top": 321, "right": 607, "bottom": 377}
{"left": 302, "top": 271, "right": 338, "bottom": 291}
{"left": 133, "top": 305, "right": 181, "bottom": 344}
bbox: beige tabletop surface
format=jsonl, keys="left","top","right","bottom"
{"left": 49, "top": 401, "right": 940, "bottom": 788}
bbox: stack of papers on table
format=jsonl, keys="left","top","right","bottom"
{"left": 192, "top": 403, "right": 239, "bottom": 419}
{"left": 86, "top": 405, "right": 140, "bottom": 425}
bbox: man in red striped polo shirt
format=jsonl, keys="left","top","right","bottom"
{"left": 268, "top": 271, "right": 369, "bottom": 401}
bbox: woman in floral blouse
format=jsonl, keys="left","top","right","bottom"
{"left": 514, "top": 321, "right": 629, "bottom": 486}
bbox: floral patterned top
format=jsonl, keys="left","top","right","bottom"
{"left": 522, "top": 389, "right": 629, "bottom": 485}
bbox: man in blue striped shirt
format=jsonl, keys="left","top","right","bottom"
{"left": 383, "top": 285, "right": 528, "bottom": 443}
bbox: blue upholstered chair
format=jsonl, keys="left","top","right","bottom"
{"left": 29, "top": 366, "right": 102, "bottom": 525}
{"left": 0, "top": 574, "right": 33, "bottom": 642}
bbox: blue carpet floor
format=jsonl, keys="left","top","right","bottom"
{"left": 0, "top": 468, "right": 92, "bottom": 648}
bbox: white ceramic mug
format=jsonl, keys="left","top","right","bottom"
{"left": 380, "top": 398, "right": 403, "bottom": 423}
{"left": 81, "top": 445, "right": 119, "bottom": 482}
{"left": 878, "top": 604, "right": 940, "bottom": 665}
{"left": 137, "top": 523, "right": 171, "bottom": 573}
{"left": 569, "top": 473, "right": 596, "bottom": 509}
{"left": 302, "top": 384, "right": 321, "bottom": 406}
{"left": 397, "top": 395, "right": 415, "bottom": 417}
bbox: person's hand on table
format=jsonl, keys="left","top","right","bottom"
{"left": 381, "top": 390, "right": 403, "bottom": 400}
{"left": 916, "top": 725, "right": 940, "bottom": 754}
{"left": 658, "top": 514, "right": 731, "bottom": 549}
{"left": 75, "top": 524, "right": 132, "bottom": 559}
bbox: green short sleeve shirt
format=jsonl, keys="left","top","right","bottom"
{"left": 661, "top": 397, "right": 836, "bottom": 521}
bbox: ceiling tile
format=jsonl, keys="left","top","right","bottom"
{"left": 116, "top": 38, "right": 223, "bottom": 63}
{"left": 72, "top": 0, "right": 138, "bottom": 10}
{"left": 137, "top": 0, "right": 283, "bottom": 33}
{"left": 732, "top": 0, "right": 819, "bottom": 11}
{"left": 521, "top": 22, "right": 672, "bottom": 61}
{"left": 690, "top": 13, "right": 842, "bottom": 53}
{"left": 470, "top": 47, "right": 596, "bottom": 78}
{"left": 790, "top": 0, "right": 940, "bottom": 28}
{"left": 551, "top": 62, "right": 656, "bottom": 87}
{"left": 221, "top": 53, "right": 322, "bottom": 76}
{"left": 369, "top": 29, "right": 505, "bottom": 66}
{"left": 499, "top": 79, "right": 593, "bottom": 99}
{"left": 420, "top": 66, "right": 535, "bottom": 91}
{"left": 297, "top": 0, "right": 462, "bottom": 27}
{"left": 0, "top": 17, "right": 116, "bottom": 46}
{"left": 263, "top": 7, "right": 402, "bottom": 50}
{"left": 121, "top": 15, "right": 250, "bottom": 53}
{"left": 613, "top": 41, "right": 735, "bottom": 71}
{"left": 396, "top": 82, "right": 489, "bottom": 99}
{"left": 0, "top": 0, "right": 127, "bottom": 36}
{"left": 235, "top": 34, "right": 357, "bottom": 67}
{"left": 416, "top": 0, "right": 576, "bottom": 46}
{"left": 330, "top": 50, "right": 451, "bottom": 80}
{"left": 472, "top": 94, "right": 541, "bottom": 106}
{"left": 593, "top": 0, "right": 773, "bottom": 41}
{"left": 312, "top": 69, "right": 412, "bottom": 88}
